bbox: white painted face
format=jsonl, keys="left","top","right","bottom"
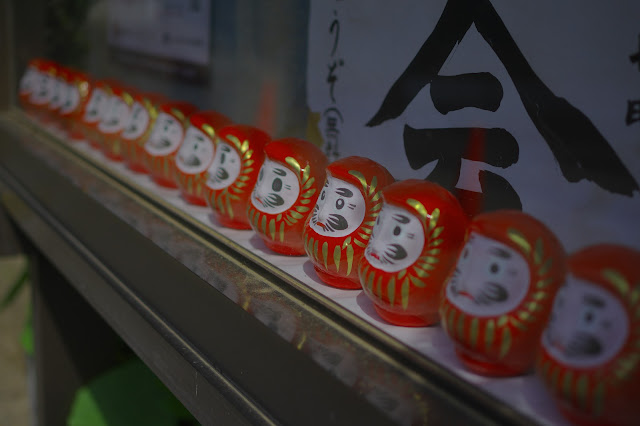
{"left": 121, "top": 102, "right": 150, "bottom": 140}
{"left": 82, "top": 88, "right": 109, "bottom": 123}
{"left": 205, "top": 141, "right": 241, "bottom": 190}
{"left": 365, "top": 203, "right": 425, "bottom": 273}
{"left": 251, "top": 159, "right": 300, "bottom": 215}
{"left": 144, "top": 112, "right": 184, "bottom": 156}
{"left": 309, "top": 174, "right": 366, "bottom": 238}
{"left": 48, "top": 78, "right": 67, "bottom": 110}
{"left": 176, "top": 126, "right": 215, "bottom": 174}
{"left": 446, "top": 232, "right": 530, "bottom": 317}
{"left": 59, "top": 84, "right": 80, "bottom": 114}
{"left": 542, "top": 275, "right": 629, "bottom": 368}
{"left": 19, "top": 67, "right": 39, "bottom": 95}
{"left": 30, "top": 72, "right": 56, "bottom": 105}
{"left": 98, "top": 96, "right": 130, "bottom": 134}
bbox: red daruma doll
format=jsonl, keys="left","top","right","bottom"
{"left": 80, "top": 80, "right": 113, "bottom": 149}
{"left": 359, "top": 180, "right": 468, "bottom": 326}
{"left": 18, "top": 58, "right": 45, "bottom": 113}
{"left": 204, "top": 125, "right": 270, "bottom": 229}
{"left": 174, "top": 110, "right": 232, "bottom": 206}
{"left": 537, "top": 244, "right": 640, "bottom": 426}
{"left": 60, "top": 70, "right": 91, "bottom": 141}
{"left": 247, "top": 138, "right": 328, "bottom": 255}
{"left": 142, "top": 101, "right": 197, "bottom": 188}
{"left": 440, "top": 210, "right": 566, "bottom": 376}
{"left": 302, "top": 157, "right": 394, "bottom": 289}
{"left": 28, "top": 60, "right": 58, "bottom": 120}
{"left": 97, "top": 82, "right": 135, "bottom": 161}
{"left": 120, "top": 92, "right": 165, "bottom": 173}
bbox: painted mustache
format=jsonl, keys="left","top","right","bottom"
{"left": 150, "top": 137, "right": 172, "bottom": 149}
{"left": 367, "top": 244, "right": 408, "bottom": 265}
{"left": 258, "top": 193, "right": 285, "bottom": 208}
{"left": 450, "top": 280, "right": 508, "bottom": 305}
{"left": 181, "top": 154, "right": 201, "bottom": 167}
{"left": 315, "top": 213, "right": 348, "bottom": 232}
{"left": 550, "top": 332, "right": 603, "bottom": 358}
{"left": 214, "top": 167, "right": 229, "bottom": 182}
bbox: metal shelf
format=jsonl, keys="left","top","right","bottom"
{"left": 0, "top": 110, "right": 535, "bottom": 425}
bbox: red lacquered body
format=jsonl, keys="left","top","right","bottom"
{"left": 302, "top": 157, "right": 394, "bottom": 289}
{"left": 141, "top": 101, "right": 197, "bottom": 188}
{"left": 359, "top": 180, "right": 468, "bottom": 326}
{"left": 174, "top": 110, "right": 232, "bottom": 205}
{"left": 204, "top": 125, "right": 270, "bottom": 229}
{"left": 120, "top": 92, "right": 165, "bottom": 173}
{"left": 247, "top": 138, "right": 328, "bottom": 255}
{"left": 537, "top": 244, "right": 640, "bottom": 426}
{"left": 439, "top": 210, "right": 566, "bottom": 376}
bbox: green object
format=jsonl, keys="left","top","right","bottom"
{"left": 20, "top": 303, "right": 34, "bottom": 356}
{"left": 0, "top": 262, "right": 28, "bottom": 312}
{"left": 67, "top": 358, "right": 197, "bottom": 426}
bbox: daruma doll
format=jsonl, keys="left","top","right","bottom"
{"left": 97, "top": 82, "right": 135, "bottom": 161}
{"left": 174, "top": 110, "right": 232, "bottom": 206}
{"left": 537, "top": 244, "right": 640, "bottom": 426}
{"left": 120, "top": 91, "right": 165, "bottom": 173}
{"left": 359, "top": 180, "right": 468, "bottom": 326}
{"left": 80, "top": 79, "right": 113, "bottom": 149}
{"left": 302, "top": 157, "right": 394, "bottom": 289}
{"left": 204, "top": 125, "right": 270, "bottom": 229}
{"left": 18, "top": 58, "right": 45, "bottom": 113}
{"left": 44, "top": 64, "right": 72, "bottom": 125}
{"left": 60, "top": 70, "right": 91, "bottom": 141}
{"left": 142, "top": 101, "right": 197, "bottom": 188}
{"left": 440, "top": 210, "right": 566, "bottom": 376}
{"left": 28, "top": 59, "right": 58, "bottom": 120}
{"left": 247, "top": 138, "right": 328, "bottom": 255}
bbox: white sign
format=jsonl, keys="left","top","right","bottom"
{"left": 307, "top": 0, "right": 640, "bottom": 253}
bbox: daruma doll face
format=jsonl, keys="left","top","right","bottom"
{"left": 440, "top": 210, "right": 566, "bottom": 376}
{"left": 247, "top": 138, "right": 328, "bottom": 256}
{"left": 359, "top": 180, "right": 467, "bottom": 327}
{"left": 302, "top": 156, "right": 394, "bottom": 289}
{"left": 537, "top": 244, "right": 640, "bottom": 426}
{"left": 446, "top": 233, "right": 531, "bottom": 318}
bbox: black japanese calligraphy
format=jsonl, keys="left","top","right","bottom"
{"left": 626, "top": 100, "right": 640, "bottom": 126}
{"left": 322, "top": 6, "right": 345, "bottom": 161}
{"left": 367, "top": 0, "right": 638, "bottom": 210}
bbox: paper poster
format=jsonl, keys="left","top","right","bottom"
{"left": 307, "top": 0, "right": 640, "bottom": 252}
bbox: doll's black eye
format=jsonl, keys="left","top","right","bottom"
{"left": 336, "top": 198, "right": 344, "bottom": 209}
{"left": 272, "top": 178, "right": 282, "bottom": 192}
{"left": 259, "top": 169, "right": 264, "bottom": 181}
{"left": 490, "top": 263, "right": 499, "bottom": 274}
{"left": 320, "top": 191, "right": 325, "bottom": 200}
{"left": 393, "top": 226, "right": 401, "bottom": 236}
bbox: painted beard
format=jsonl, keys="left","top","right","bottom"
{"left": 310, "top": 206, "right": 349, "bottom": 233}
{"left": 180, "top": 154, "right": 201, "bottom": 168}
{"left": 257, "top": 193, "right": 285, "bottom": 209}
